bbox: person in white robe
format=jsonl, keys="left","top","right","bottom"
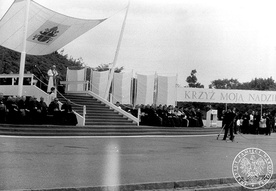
{"left": 47, "top": 65, "right": 58, "bottom": 93}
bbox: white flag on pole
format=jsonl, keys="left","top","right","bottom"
{"left": 0, "top": 0, "right": 106, "bottom": 55}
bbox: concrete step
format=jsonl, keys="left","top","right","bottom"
{"left": 74, "top": 108, "right": 123, "bottom": 114}
{"left": 85, "top": 122, "right": 136, "bottom": 126}
{"left": 85, "top": 118, "right": 131, "bottom": 122}
{"left": 86, "top": 115, "right": 127, "bottom": 119}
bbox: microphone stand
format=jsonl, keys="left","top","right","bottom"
{"left": 34, "top": 64, "right": 46, "bottom": 89}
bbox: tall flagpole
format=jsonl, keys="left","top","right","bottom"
{"left": 18, "top": 0, "right": 31, "bottom": 96}
{"left": 104, "top": 1, "right": 130, "bottom": 100}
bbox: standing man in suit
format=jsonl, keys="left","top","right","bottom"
{"left": 223, "top": 108, "right": 236, "bottom": 141}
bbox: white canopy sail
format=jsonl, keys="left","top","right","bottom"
{"left": 0, "top": 0, "right": 106, "bottom": 55}
{"left": 0, "top": 0, "right": 107, "bottom": 96}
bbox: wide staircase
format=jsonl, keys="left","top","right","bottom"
{"left": 58, "top": 93, "right": 137, "bottom": 126}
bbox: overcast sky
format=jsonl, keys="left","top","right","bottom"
{"left": 1, "top": 0, "right": 276, "bottom": 88}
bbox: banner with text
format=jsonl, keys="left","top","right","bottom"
{"left": 177, "top": 87, "right": 276, "bottom": 105}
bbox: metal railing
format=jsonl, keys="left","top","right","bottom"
{"left": 35, "top": 76, "right": 87, "bottom": 125}
{"left": 0, "top": 73, "right": 36, "bottom": 86}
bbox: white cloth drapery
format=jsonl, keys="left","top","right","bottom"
{"left": 136, "top": 73, "right": 155, "bottom": 105}
{"left": 91, "top": 71, "right": 109, "bottom": 98}
{"left": 156, "top": 74, "right": 177, "bottom": 106}
{"left": 112, "top": 72, "right": 132, "bottom": 104}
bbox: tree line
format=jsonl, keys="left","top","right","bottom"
{"left": 186, "top": 69, "right": 276, "bottom": 91}
{"left": 0, "top": 46, "right": 84, "bottom": 82}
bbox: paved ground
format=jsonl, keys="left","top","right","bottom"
{"left": 0, "top": 133, "right": 276, "bottom": 190}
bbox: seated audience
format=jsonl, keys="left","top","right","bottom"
{"left": 28, "top": 96, "right": 40, "bottom": 124}
{"left": 48, "top": 98, "right": 62, "bottom": 124}
{"left": 6, "top": 96, "right": 19, "bottom": 124}
{"left": 17, "top": 96, "right": 30, "bottom": 124}
{"left": 0, "top": 94, "right": 81, "bottom": 126}
{"left": 38, "top": 96, "right": 48, "bottom": 124}
{"left": 0, "top": 98, "right": 6, "bottom": 123}
{"left": 61, "top": 99, "right": 77, "bottom": 125}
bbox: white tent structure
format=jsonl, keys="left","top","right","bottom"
{"left": 0, "top": 0, "right": 106, "bottom": 96}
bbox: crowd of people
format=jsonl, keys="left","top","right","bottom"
{"left": 223, "top": 109, "right": 276, "bottom": 136}
{"left": 0, "top": 94, "right": 77, "bottom": 125}
{"left": 122, "top": 103, "right": 276, "bottom": 135}
{"left": 125, "top": 104, "right": 204, "bottom": 127}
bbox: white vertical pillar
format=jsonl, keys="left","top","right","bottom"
{"left": 104, "top": 1, "right": 130, "bottom": 100}
{"left": 153, "top": 72, "right": 157, "bottom": 105}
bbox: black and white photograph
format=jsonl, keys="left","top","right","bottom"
{"left": 0, "top": 0, "right": 276, "bottom": 190}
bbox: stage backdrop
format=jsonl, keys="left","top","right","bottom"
{"left": 112, "top": 72, "right": 132, "bottom": 104}
{"left": 177, "top": 87, "right": 276, "bottom": 105}
{"left": 66, "top": 68, "right": 86, "bottom": 91}
{"left": 156, "top": 74, "right": 177, "bottom": 106}
{"left": 91, "top": 71, "right": 109, "bottom": 98}
{"left": 136, "top": 73, "right": 155, "bottom": 105}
